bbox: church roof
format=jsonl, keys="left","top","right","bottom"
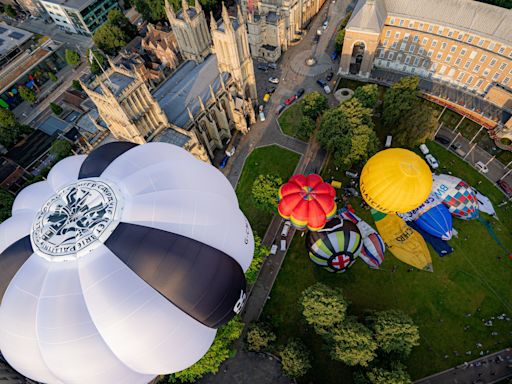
{"left": 153, "top": 128, "right": 191, "bottom": 147}
{"left": 177, "top": 7, "right": 197, "bottom": 20}
{"left": 153, "top": 55, "right": 230, "bottom": 128}
{"left": 346, "top": 0, "right": 387, "bottom": 34}
{"left": 94, "top": 72, "right": 136, "bottom": 97}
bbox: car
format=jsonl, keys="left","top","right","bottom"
{"left": 331, "top": 51, "right": 338, "bottom": 61}
{"left": 219, "top": 155, "right": 230, "bottom": 169}
{"left": 257, "top": 64, "right": 268, "bottom": 71}
{"left": 270, "top": 244, "right": 278, "bottom": 255}
{"left": 280, "top": 239, "right": 287, "bottom": 251}
{"left": 263, "top": 93, "right": 271, "bottom": 103}
{"left": 285, "top": 95, "right": 297, "bottom": 105}
{"left": 276, "top": 104, "right": 286, "bottom": 114}
{"left": 497, "top": 180, "right": 512, "bottom": 196}
{"left": 385, "top": 135, "right": 393, "bottom": 148}
{"left": 259, "top": 104, "right": 264, "bottom": 112}
{"left": 269, "top": 77, "right": 279, "bottom": 84}
{"left": 475, "top": 161, "right": 489, "bottom": 173}
{"left": 345, "top": 170, "right": 359, "bottom": 178}
{"left": 435, "top": 135, "right": 450, "bottom": 145}
{"left": 268, "top": 63, "right": 278, "bottom": 69}
{"left": 425, "top": 154, "right": 439, "bottom": 169}
{"left": 313, "top": 35, "right": 320, "bottom": 43}
{"left": 296, "top": 88, "right": 305, "bottom": 98}
{"left": 450, "top": 142, "right": 461, "bottom": 151}
{"left": 259, "top": 111, "right": 266, "bottom": 121}
{"left": 326, "top": 71, "right": 334, "bottom": 81}
{"left": 317, "top": 79, "right": 327, "bottom": 87}
{"left": 281, "top": 221, "right": 291, "bottom": 237}
{"left": 323, "top": 85, "right": 331, "bottom": 94}
{"left": 317, "top": 28, "right": 323, "bottom": 35}
{"left": 419, "top": 144, "right": 429, "bottom": 155}
{"left": 322, "top": 20, "right": 329, "bottom": 29}
{"left": 267, "top": 87, "right": 276, "bottom": 94}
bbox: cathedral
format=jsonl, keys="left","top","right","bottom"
{"left": 82, "top": 1, "right": 257, "bottom": 162}
{"left": 240, "top": 0, "right": 327, "bottom": 61}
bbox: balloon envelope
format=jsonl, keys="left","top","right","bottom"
{"left": 306, "top": 217, "right": 362, "bottom": 272}
{"left": 415, "top": 204, "right": 453, "bottom": 240}
{"left": 0, "top": 142, "right": 254, "bottom": 384}
{"left": 278, "top": 174, "right": 336, "bottom": 231}
{"left": 432, "top": 174, "right": 479, "bottom": 220}
{"left": 360, "top": 148, "right": 432, "bottom": 214}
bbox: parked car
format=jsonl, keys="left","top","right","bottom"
{"left": 450, "top": 142, "right": 462, "bottom": 151}
{"left": 317, "top": 79, "right": 327, "bottom": 87}
{"left": 425, "top": 154, "right": 439, "bottom": 169}
{"left": 296, "top": 88, "right": 305, "bottom": 98}
{"left": 326, "top": 71, "right": 334, "bottom": 81}
{"left": 419, "top": 144, "right": 429, "bottom": 154}
{"left": 280, "top": 239, "right": 287, "bottom": 251}
{"left": 316, "top": 28, "right": 323, "bottom": 35}
{"left": 435, "top": 135, "right": 450, "bottom": 145}
{"left": 267, "top": 87, "right": 276, "bottom": 94}
{"left": 276, "top": 104, "right": 286, "bottom": 114}
{"left": 322, "top": 20, "right": 329, "bottom": 29}
{"left": 281, "top": 221, "right": 291, "bottom": 237}
{"left": 268, "top": 63, "right": 278, "bottom": 69}
{"left": 263, "top": 93, "right": 271, "bottom": 103}
{"left": 385, "top": 135, "right": 392, "bottom": 147}
{"left": 285, "top": 95, "right": 297, "bottom": 105}
{"left": 257, "top": 64, "right": 268, "bottom": 71}
{"left": 269, "top": 77, "right": 279, "bottom": 84}
{"left": 331, "top": 51, "right": 338, "bottom": 61}
{"left": 219, "top": 155, "right": 230, "bottom": 168}
{"left": 259, "top": 111, "right": 266, "bottom": 121}
{"left": 323, "top": 85, "right": 331, "bottom": 94}
{"left": 270, "top": 244, "right": 278, "bottom": 255}
{"left": 313, "top": 35, "right": 320, "bottom": 43}
{"left": 475, "top": 161, "right": 489, "bottom": 174}
{"left": 497, "top": 180, "right": 512, "bottom": 196}
{"left": 345, "top": 170, "right": 359, "bottom": 178}
{"left": 225, "top": 145, "right": 236, "bottom": 157}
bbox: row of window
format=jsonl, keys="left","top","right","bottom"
{"left": 387, "top": 17, "right": 511, "bottom": 59}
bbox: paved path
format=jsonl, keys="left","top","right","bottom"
{"left": 415, "top": 348, "right": 512, "bottom": 384}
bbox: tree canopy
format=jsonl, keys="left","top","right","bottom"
{"left": 279, "top": 339, "right": 311, "bottom": 378}
{"left": 0, "top": 109, "right": 32, "bottom": 148}
{"left": 366, "top": 364, "right": 412, "bottom": 384}
{"left": 368, "top": 310, "right": 420, "bottom": 357}
{"left": 245, "top": 234, "right": 267, "bottom": 284}
{"left": 0, "top": 189, "right": 14, "bottom": 224}
{"left": 251, "top": 174, "right": 282, "bottom": 214}
{"left": 87, "top": 49, "right": 107, "bottom": 75}
{"left": 18, "top": 86, "right": 37, "bottom": 104}
{"left": 246, "top": 323, "right": 276, "bottom": 352}
{"left": 297, "top": 116, "right": 316, "bottom": 141}
{"left": 353, "top": 84, "right": 379, "bottom": 109}
{"left": 49, "top": 140, "right": 73, "bottom": 160}
{"left": 330, "top": 320, "right": 378, "bottom": 367}
{"left": 301, "top": 92, "right": 328, "bottom": 120}
{"left": 382, "top": 76, "right": 421, "bottom": 128}
{"left": 300, "top": 283, "right": 347, "bottom": 336}
{"left": 50, "top": 102, "right": 63, "bottom": 116}
{"left": 335, "top": 29, "right": 345, "bottom": 53}
{"left": 93, "top": 9, "right": 137, "bottom": 55}
{"left": 169, "top": 317, "right": 244, "bottom": 382}
{"left": 65, "top": 49, "right": 81, "bottom": 66}
{"left": 133, "top": 0, "right": 166, "bottom": 22}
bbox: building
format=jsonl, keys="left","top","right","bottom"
{"left": 240, "top": 0, "right": 327, "bottom": 62}
{"left": 141, "top": 24, "right": 181, "bottom": 70}
{"left": 339, "top": 0, "right": 512, "bottom": 142}
{"left": 83, "top": 3, "right": 257, "bottom": 162}
{"left": 14, "top": 0, "right": 46, "bottom": 17}
{"left": 39, "top": 0, "right": 119, "bottom": 35}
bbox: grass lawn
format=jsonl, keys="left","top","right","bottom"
{"left": 278, "top": 102, "right": 305, "bottom": 140}
{"left": 235, "top": 145, "right": 301, "bottom": 237}
{"left": 261, "top": 141, "right": 512, "bottom": 383}
{"left": 438, "top": 108, "right": 482, "bottom": 141}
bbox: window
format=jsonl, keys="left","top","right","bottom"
{"left": 489, "top": 58, "right": 497, "bottom": 67}
{"left": 405, "top": 56, "right": 411, "bottom": 64}
{"left": 436, "top": 52, "right": 443, "bottom": 60}
{"left": 419, "top": 47, "right": 425, "bottom": 55}
{"left": 438, "top": 26, "right": 444, "bottom": 34}
{"left": 469, "top": 51, "right": 477, "bottom": 59}
{"left": 441, "top": 42, "right": 447, "bottom": 50}
{"left": 390, "top": 18, "right": 395, "bottom": 25}
{"left": 413, "top": 57, "right": 420, "bottom": 66}
{"left": 427, "top": 49, "right": 433, "bottom": 57}
{"left": 460, "top": 48, "right": 467, "bottom": 56}
{"left": 498, "top": 47, "right": 505, "bottom": 54}
{"left": 473, "top": 64, "right": 480, "bottom": 72}
{"left": 488, "top": 42, "right": 495, "bottom": 50}
{"left": 422, "top": 37, "right": 428, "bottom": 45}
{"left": 386, "top": 30, "right": 391, "bottom": 37}
{"left": 457, "top": 72, "right": 464, "bottom": 81}
{"left": 419, "top": 23, "right": 424, "bottom": 29}
{"left": 409, "top": 21, "right": 414, "bottom": 27}
{"left": 450, "top": 45, "right": 457, "bottom": 53}
{"left": 445, "top": 55, "right": 452, "bottom": 63}
{"left": 379, "top": 50, "right": 385, "bottom": 58}
{"left": 431, "top": 62, "right": 437, "bottom": 71}
{"left": 400, "top": 42, "right": 407, "bottom": 50}
{"left": 399, "top": 19, "right": 404, "bottom": 26}
{"left": 391, "top": 41, "right": 398, "bottom": 49}
{"left": 387, "top": 52, "right": 394, "bottom": 60}
{"left": 456, "top": 33, "right": 463, "bottom": 41}
{"left": 382, "top": 40, "right": 388, "bottom": 46}
{"left": 476, "top": 79, "right": 483, "bottom": 87}
{"left": 483, "top": 68, "right": 490, "bottom": 77}
{"left": 479, "top": 55, "right": 487, "bottom": 63}
{"left": 413, "top": 35, "right": 419, "bottom": 43}
{"left": 440, "top": 65, "right": 446, "bottom": 74}
{"left": 464, "top": 61, "right": 471, "bottom": 69}
{"left": 448, "top": 30, "right": 453, "bottom": 37}
{"left": 466, "top": 75, "right": 473, "bottom": 84}
{"left": 409, "top": 45, "right": 415, "bottom": 53}
{"left": 504, "top": 77, "right": 510, "bottom": 85}
{"left": 428, "top": 25, "right": 433, "bottom": 32}
{"left": 432, "top": 40, "right": 438, "bottom": 47}
{"left": 468, "top": 36, "right": 474, "bottom": 43}
{"left": 455, "top": 58, "right": 461, "bottom": 65}
{"left": 478, "top": 39, "right": 484, "bottom": 47}
{"left": 492, "top": 73, "right": 499, "bottom": 81}
{"left": 404, "top": 33, "right": 410, "bottom": 42}
{"left": 395, "top": 32, "right": 400, "bottom": 39}
{"left": 499, "top": 63, "right": 506, "bottom": 71}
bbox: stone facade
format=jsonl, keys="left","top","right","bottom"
{"left": 141, "top": 24, "right": 181, "bottom": 70}
{"left": 241, "top": 0, "right": 327, "bottom": 62}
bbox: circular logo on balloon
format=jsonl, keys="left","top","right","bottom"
{"left": 31, "top": 179, "right": 123, "bottom": 261}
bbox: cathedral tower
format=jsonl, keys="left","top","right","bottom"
{"left": 165, "top": 0, "right": 212, "bottom": 63}
{"left": 211, "top": 4, "right": 257, "bottom": 100}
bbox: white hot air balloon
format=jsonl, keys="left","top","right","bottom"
{"left": 0, "top": 142, "right": 254, "bottom": 384}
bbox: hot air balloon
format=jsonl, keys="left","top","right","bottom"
{"left": 278, "top": 174, "right": 336, "bottom": 231}
{"left": 432, "top": 174, "right": 479, "bottom": 220}
{"left": 306, "top": 217, "right": 362, "bottom": 272}
{"left": 360, "top": 148, "right": 432, "bottom": 214}
{"left": 340, "top": 209, "right": 385, "bottom": 269}
{"left": 0, "top": 142, "right": 254, "bottom": 384}
{"left": 371, "top": 209, "right": 433, "bottom": 272}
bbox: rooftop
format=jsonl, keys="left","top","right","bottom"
{"left": 177, "top": 7, "right": 197, "bottom": 20}
{"left": 153, "top": 128, "right": 191, "bottom": 147}
{"left": 0, "top": 23, "right": 33, "bottom": 56}
{"left": 36, "top": 115, "right": 70, "bottom": 136}
{"left": 94, "top": 71, "right": 137, "bottom": 97}
{"left": 217, "top": 17, "right": 240, "bottom": 32}
{"left": 39, "top": 0, "right": 96, "bottom": 11}
{"left": 153, "top": 55, "right": 230, "bottom": 128}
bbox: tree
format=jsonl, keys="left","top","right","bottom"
{"left": 382, "top": 76, "right": 421, "bottom": 128}
{"left": 0, "top": 109, "right": 17, "bottom": 129}
{"left": 48, "top": 72, "right": 58, "bottom": 82}
{"left": 49, "top": 140, "right": 72, "bottom": 160}
{"left": 0, "top": 109, "right": 32, "bottom": 148}
{"left": 3, "top": 4, "right": 17, "bottom": 17}
{"left": 330, "top": 320, "right": 378, "bottom": 367}
{"left": 170, "top": 317, "right": 244, "bottom": 382}
{"left": 246, "top": 323, "right": 276, "bottom": 352}
{"left": 93, "top": 9, "right": 137, "bottom": 55}
{"left": 301, "top": 92, "right": 328, "bottom": 120}
{"left": 18, "top": 86, "right": 37, "bottom": 104}
{"left": 251, "top": 174, "right": 282, "bottom": 214}
{"left": 297, "top": 116, "right": 316, "bottom": 140}
{"left": 72, "top": 80, "right": 83, "bottom": 91}
{"left": 353, "top": 84, "right": 379, "bottom": 109}
{"left": 368, "top": 310, "right": 420, "bottom": 357}
{"left": 366, "top": 364, "right": 412, "bottom": 384}
{"left": 300, "top": 283, "right": 347, "bottom": 336}
{"left": 278, "top": 339, "right": 311, "bottom": 378}
{"left": 65, "top": 49, "right": 81, "bottom": 66}
{"left": 245, "top": 234, "right": 267, "bottom": 284}
{"left": 133, "top": 0, "right": 166, "bottom": 22}
{"left": 0, "top": 189, "right": 14, "bottom": 224}
{"left": 50, "top": 102, "right": 63, "bottom": 116}
{"left": 335, "top": 29, "right": 345, "bottom": 53}
{"left": 87, "top": 49, "right": 106, "bottom": 75}
{"left": 392, "top": 105, "right": 438, "bottom": 147}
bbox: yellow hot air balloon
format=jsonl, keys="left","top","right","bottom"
{"left": 371, "top": 209, "right": 433, "bottom": 272}
{"left": 360, "top": 148, "right": 432, "bottom": 214}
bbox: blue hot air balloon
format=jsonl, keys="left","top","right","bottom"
{"left": 414, "top": 204, "right": 453, "bottom": 240}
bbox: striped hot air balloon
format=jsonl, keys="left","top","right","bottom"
{"left": 278, "top": 174, "right": 336, "bottom": 231}
{"left": 305, "top": 217, "right": 362, "bottom": 273}
{"left": 432, "top": 174, "right": 479, "bottom": 220}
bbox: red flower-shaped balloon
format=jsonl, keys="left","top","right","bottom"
{"left": 278, "top": 174, "right": 336, "bottom": 231}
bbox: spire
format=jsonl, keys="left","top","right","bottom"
{"left": 182, "top": 0, "right": 190, "bottom": 21}
{"left": 198, "top": 96, "right": 205, "bottom": 111}
{"left": 210, "top": 10, "right": 217, "bottom": 30}
{"left": 187, "top": 107, "right": 194, "bottom": 120}
{"left": 219, "top": 73, "right": 226, "bottom": 90}
{"left": 221, "top": 2, "right": 231, "bottom": 29}
{"left": 195, "top": 0, "right": 202, "bottom": 12}
{"left": 209, "top": 84, "right": 216, "bottom": 101}
{"left": 237, "top": 4, "right": 244, "bottom": 24}
{"left": 164, "top": 0, "right": 175, "bottom": 21}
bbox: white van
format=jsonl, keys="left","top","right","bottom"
{"left": 385, "top": 135, "right": 392, "bottom": 147}
{"left": 324, "top": 85, "right": 331, "bottom": 94}
{"left": 280, "top": 239, "right": 287, "bottom": 251}
{"left": 281, "top": 221, "right": 291, "bottom": 237}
